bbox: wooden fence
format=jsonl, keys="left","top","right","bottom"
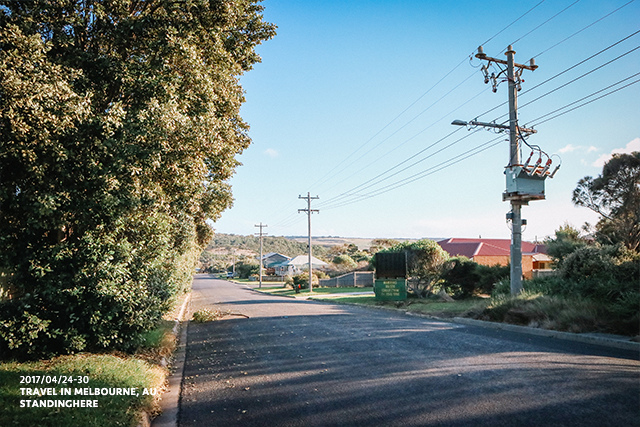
{"left": 319, "top": 271, "right": 374, "bottom": 288}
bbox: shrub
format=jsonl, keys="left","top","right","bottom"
{"left": 291, "top": 273, "right": 318, "bottom": 293}
{"left": 441, "top": 258, "right": 509, "bottom": 299}
{"left": 332, "top": 255, "right": 358, "bottom": 271}
{"left": 476, "top": 264, "right": 510, "bottom": 294}
{"left": 192, "top": 308, "right": 219, "bottom": 323}
{"left": 233, "top": 262, "right": 259, "bottom": 279}
{"left": 486, "top": 244, "right": 640, "bottom": 335}
{"left": 491, "top": 278, "right": 512, "bottom": 296}
{"left": 441, "top": 257, "right": 480, "bottom": 299}
{"left": 482, "top": 293, "right": 603, "bottom": 333}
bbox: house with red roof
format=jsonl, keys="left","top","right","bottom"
{"left": 437, "top": 238, "right": 553, "bottom": 279}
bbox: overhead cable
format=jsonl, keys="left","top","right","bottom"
{"left": 511, "top": 0, "right": 582, "bottom": 45}
{"left": 533, "top": 0, "right": 637, "bottom": 58}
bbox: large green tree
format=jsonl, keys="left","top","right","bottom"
{"left": 572, "top": 152, "right": 640, "bottom": 250}
{"left": 0, "top": 0, "right": 275, "bottom": 358}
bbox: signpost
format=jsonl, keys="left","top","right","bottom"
{"left": 374, "top": 279, "right": 407, "bottom": 301}
{"left": 374, "top": 252, "right": 407, "bottom": 301}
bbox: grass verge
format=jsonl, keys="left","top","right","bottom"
{"left": 258, "top": 286, "right": 373, "bottom": 298}
{"left": 479, "top": 292, "right": 610, "bottom": 333}
{"left": 0, "top": 292, "right": 189, "bottom": 427}
{"left": 0, "top": 353, "right": 165, "bottom": 427}
{"left": 312, "top": 294, "right": 488, "bottom": 318}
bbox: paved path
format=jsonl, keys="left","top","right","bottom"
{"left": 178, "top": 275, "right": 639, "bottom": 427}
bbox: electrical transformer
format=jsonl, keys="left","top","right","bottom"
{"left": 503, "top": 165, "right": 546, "bottom": 202}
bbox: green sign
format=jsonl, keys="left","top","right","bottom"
{"left": 374, "top": 279, "right": 407, "bottom": 301}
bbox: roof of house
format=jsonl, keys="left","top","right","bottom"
{"left": 437, "top": 238, "right": 547, "bottom": 259}
{"left": 280, "top": 255, "right": 328, "bottom": 267}
{"left": 259, "top": 253, "right": 291, "bottom": 267}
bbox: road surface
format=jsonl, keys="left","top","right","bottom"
{"left": 178, "top": 275, "right": 639, "bottom": 427}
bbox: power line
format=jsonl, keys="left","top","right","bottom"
{"left": 306, "top": 1, "right": 561, "bottom": 195}
{"left": 474, "top": 30, "right": 640, "bottom": 124}
{"left": 316, "top": 65, "right": 640, "bottom": 213}
{"left": 529, "top": 75, "right": 640, "bottom": 126}
{"left": 525, "top": 29, "right": 640, "bottom": 94}
{"left": 322, "top": 135, "right": 505, "bottom": 211}
{"left": 306, "top": 56, "right": 470, "bottom": 193}
{"left": 511, "top": 0, "right": 582, "bottom": 45}
{"left": 519, "top": 45, "right": 640, "bottom": 111}
{"left": 532, "top": 0, "right": 637, "bottom": 58}
{"left": 318, "top": 69, "right": 640, "bottom": 213}
{"left": 315, "top": 86, "right": 488, "bottom": 204}
{"left": 316, "top": 127, "right": 474, "bottom": 208}
{"left": 480, "top": 0, "right": 546, "bottom": 47}
{"left": 266, "top": 8, "right": 640, "bottom": 233}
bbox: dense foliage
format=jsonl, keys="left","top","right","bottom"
{"left": 487, "top": 226, "right": 640, "bottom": 335}
{"left": 543, "top": 223, "right": 588, "bottom": 267}
{"left": 441, "top": 257, "right": 509, "bottom": 299}
{"left": 0, "top": 0, "right": 275, "bottom": 359}
{"left": 573, "top": 152, "right": 640, "bottom": 250}
{"left": 232, "top": 261, "right": 259, "bottom": 279}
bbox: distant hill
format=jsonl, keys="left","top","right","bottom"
{"left": 205, "top": 233, "right": 330, "bottom": 259}
{"left": 286, "top": 236, "right": 421, "bottom": 250}
{"left": 204, "top": 233, "right": 426, "bottom": 259}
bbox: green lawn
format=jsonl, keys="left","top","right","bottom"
{"left": 257, "top": 286, "right": 373, "bottom": 297}
{"left": 0, "top": 353, "right": 165, "bottom": 427}
{"left": 257, "top": 286, "right": 485, "bottom": 318}
{"left": 0, "top": 294, "right": 187, "bottom": 427}
{"left": 310, "top": 293, "right": 488, "bottom": 318}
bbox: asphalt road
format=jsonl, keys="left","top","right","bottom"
{"left": 178, "top": 275, "right": 639, "bottom": 427}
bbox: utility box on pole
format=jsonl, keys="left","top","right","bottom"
{"left": 504, "top": 166, "right": 546, "bottom": 202}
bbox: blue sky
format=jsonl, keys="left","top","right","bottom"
{"left": 212, "top": 0, "right": 640, "bottom": 242}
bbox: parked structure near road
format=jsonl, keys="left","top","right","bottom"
{"left": 437, "top": 238, "right": 553, "bottom": 279}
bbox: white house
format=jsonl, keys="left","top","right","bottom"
{"left": 274, "top": 255, "right": 328, "bottom": 277}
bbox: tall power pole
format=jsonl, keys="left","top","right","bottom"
{"left": 298, "top": 193, "right": 319, "bottom": 292}
{"left": 455, "top": 45, "right": 540, "bottom": 296}
{"left": 255, "top": 223, "right": 267, "bottom": 288}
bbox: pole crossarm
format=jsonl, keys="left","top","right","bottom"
{"left": 476, "top": 46, "right": 538, "bottom": 71}
{"left": 451, "top": 119, "right": 537, "bottom": 135}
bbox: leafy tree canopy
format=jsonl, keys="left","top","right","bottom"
{"left": 0, "top": 0, "right": 275, "bottom": 359}
{"left": 544, "top": 223, "right": 589, "bottom": 266}
{"left": 572, "top": 152, "right": 640, "bottom": 250}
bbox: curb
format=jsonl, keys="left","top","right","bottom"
{"left": 150, "top": 293, "right": 191, "bottom": 427}
{"left": 304, "top": 297, "right": 640, "bottom": 353}
{"left": 246, "top": 285, "right": 640, "bottom": 353}
{"left": 450, "top": 316, "right": 640, "bottom": 352}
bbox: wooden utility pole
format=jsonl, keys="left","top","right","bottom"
{"left": 455, "top": 45, "right": 539, "bottom": 295}
{"left": 254, "top": 223, "right": 267, "bottom": 288}
{"left": 298, "top": 193, "right": 319, "bottom": 292}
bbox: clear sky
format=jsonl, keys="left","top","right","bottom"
{"left": 212, "top": 0, "right": 640, "bottom": 242}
